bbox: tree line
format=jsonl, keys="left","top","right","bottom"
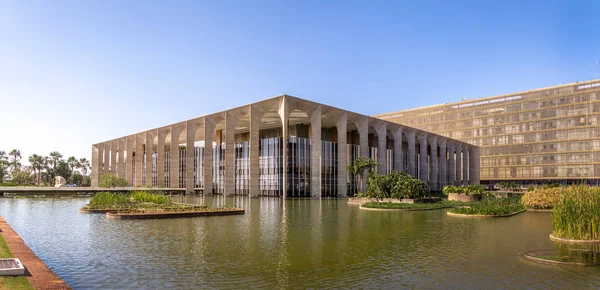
{"left": 0, "top": 149, "right": 91, "bottom": 186}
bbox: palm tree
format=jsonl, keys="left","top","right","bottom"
{"left": 48, "top": 151, "right": 63, "bottom": 170}
{"left": 79, "top": 158, "right": 90, "bottom": 175}
{"left": 29, "top": 154, "right": 45, "bottom": 186}
{"left": 67, "top": 156, "right": 79, "bottom": 175}
{"left": 8, "top": 149, "right": 22, "bottom": 172}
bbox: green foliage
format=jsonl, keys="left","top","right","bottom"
{"left": 366, "top": 171, "right": 429, "bottom": 200}
{"left": 348, "top": 157, "right": 379, "bottom": 195}
{"left": 362, "top": 201, "right": 449, "bottom": 210}
{"left": 98, "top": 173, "right": 128, "bottom": 188}
{"left": 527, "top": 183, "right": 562, "bottom": 192}
{"left": 553, "top": 185, "right": 600, "bottom": 240}
{"left": 496, "top": 181, "right": 520, "bottom": 191}
{"left": 521, "top": 187, "right": 562, "bottom": 209}
{"left": 442, "top": 185, "right": 485, "bottom": 196}
{"left": 0, "top": 150, "right": 8, "bottom": 183}
{"left": 89, "top": 192, "right": 131, "bottom": 206}
{"left": 10, "top": 169, "right": 35, "bottom": 185}
{"left": 131, "top": 190, "right": 172, "bottom": 205}
{"left": 449, "top": 196, "right": 524, "bottom": 215}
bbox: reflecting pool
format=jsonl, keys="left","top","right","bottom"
{"left": 1, "top": 196, "right": 599, "bottom": 289}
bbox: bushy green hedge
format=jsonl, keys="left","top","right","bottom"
{"left": 449, "top": 196, "right": 524, "bottom": 215}
{"left": 521, "top": 187, "right": 562, "bottom": 209}
{"left": 442, "top": 185, "right": 485, "bottom": 196}
{"left": 98, "top": 173, "right": 128, "bottom": 188}
{"left": 553, "top": 185, "right": 600, "bottom": 240}
{"left": 366, "top": 171, "right": 429, "bottom": 199}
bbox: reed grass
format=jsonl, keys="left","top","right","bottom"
{"left": 553, "top": 185, "right": 600, "bottom": 240}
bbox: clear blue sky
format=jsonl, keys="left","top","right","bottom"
{"left": 1, "top": 0, "right": 599, "bottom": 162}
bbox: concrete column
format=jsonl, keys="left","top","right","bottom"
{"left": 358, "top": 117, "right": 369, "bottom": 193}
{"left": 91, "top": 144, "right": 100, "bottom": 187}
{"left": 462, "top": 146, "right": 469, "bottom": 186}
{"left": 336, "top": 112, "right": 347, "bottom": 197}
{"left": 448, "top": 141, "right": 455, "bottom": 186}
{"left": 429, "top": 136, "right": 438, "bottom": 191}
{"left": 125, "top": 136, "right": 134, "bottom": 185}
{"left": 186, "top": 121, "right": 197, "bottom": 193}
{"left": 406, "top": 130, "right": 416, "bottom": 177}
{"left": 203, "top": 118, "right": 215, "bottom": 194}
{"left": 118, "top": 138, "right": 125, "bottom": 177}
{"left": 375, "top": 123, "right": 387, "bottom": 175}
{"left": 471, "top": 146, "right": 481, "bottom": 184}
{"left": 418, "top": 134, "right": 428, "bottom": 182}
{"left": 310, "top": 105, "right": 322, "bottom": 197}
{"left": 110, "top": 140, "right": 117, "bottom": 175}
{"left": 249, "top": 105, "right": 262, "bottom": 197}
{"left": 393, "top": 128, "right": 403, "bottom": 173}
{"left": 103, "top": 142, "right": 110, "bottom": 177}
{"left": 225, "top": 112, "right": 237, "bottom": 196}
{"left": 278, "top": 97, "right": 290, "bottom": 198}
{"left": 170, "top": 125, "right": 182, "bottom": 188}
{"left": 455, "top": 144, "right": 462, "bottom": 186}
{"left": 439, "top": 138, "right": 447, "bottom": 188}
{"left": 145, "top": 132, "right": 154, "bottom": 187}
{"left": 157, "top": 128, "right": 166, "bottom": 187}
{"left": 135, "top": 134, "right": 143, "bottom": 187}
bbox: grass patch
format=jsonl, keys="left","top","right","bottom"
{"left": 553, "top": 185, "right": 600, "bottom": 241}
{"left": 0, "top": 233, "right": 34, "bottom": 290}
{"left": 361, "top": 201, "right": 452, "bottom": 210}
{"left": 448, "top": 196, "right": 524, "bottom": 216}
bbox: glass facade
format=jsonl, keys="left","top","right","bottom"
{"left": 234, "top": 142, "right": 249, "bottom": 195}
{"left": 377, "top": 80, "right": 600, "bottom": 185}
{"left": 259, "top": 137, "right": 283, "bottom": 196}
{"left": 321, "top": 140, "right": 338, "bottom": 197}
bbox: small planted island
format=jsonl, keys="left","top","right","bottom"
{"left": 446, "top": 195, "right": 525, "bottom": 217}
{"left": 551, "top": 185, "right": 600, "bottom": 244}
{"left": 80, "top": 191, "right": 244, "bottom": 219}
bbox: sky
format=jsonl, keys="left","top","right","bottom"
{"left": 1, "top": 0, "right": 599, "bottom": 163}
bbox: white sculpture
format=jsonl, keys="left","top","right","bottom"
{"left": 55, "top": 176, "right": 67, "bottom": 188}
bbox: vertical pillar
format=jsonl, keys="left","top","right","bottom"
{"left": 126, "top": 136, "right": 134, "bottom": 185}
{"left": 224, "top": 112, "right": 237, "bottom": 196}
{"left": 110, "top": 140, "right": 117, "bottom": 175}
{"left": 336, "top": 113, "right": 347, "bottom": 197}
{"left": 429, "top": 136, "right": 438, "bottom": 191}
{"left": 249, "top": 105, "right": 262, "bottom": 197}
{"left": 406, "top": 130, "right": 416, "bottom": 177}
{"left": 463, "top": 146, "right": 469, "bottom": 185}
{"left": 203, "top": 118, "right": 215, "bottom": 194}
{"left": 310, "top": 105, "right": 322, "bottom": 197}
{"left": 376, "top": 123, "right": 387, "bottom": 175}
{"left": 186, "top": 121, "right": 196, "bottom": 193}
{"left": 170, "top": 125, "right": 182, "bottom": 189}
{"left": 393, "top": 128, "right": 403, "bottom": 173}
{"left": 439, "top": 138, "right": 447, "bottom": 188}
{"left": 278, "top": 97, "right": 290, "bottom": 198}
{"left": 418, "top": 134, "right": 428, "bottom": 182}
{"left": 135, "top": 134, "right": 143, "bottom": 187}
{"left": 157, "top": 128, "right": 166, "bottom": 187}
{"left": 103, "top": 142, "right": 110, "bottom": 177}
{"left": 358, "top": 117, "right": 369, "bottom": 193}
{"left": 448, "top": 141, "right": 455, "bottom": 186}
{"left": 91, "top": 144, "right": 100, "bottom": 187}
{"left": 145, "top": 132, "right": 154, "bottom": 186}
{"left": 455, "top": 144, "right": 462, "bottom": 186}
{"left": 118, "top": 138, "right": 125, "bottom": 177}
{"left": 471, "top": 146, "right": 480, "bottom": 185}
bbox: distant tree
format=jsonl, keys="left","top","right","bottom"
{"left": 348, "top": 157, "right": 379, "bottom": 196}
{"left": 11, "top": 169, "right": 35, "bottom": 185}
{"left": 67, "top": 156, "right": 79, "bottom": 175}
{"left": 71, "top": 171, "right": 83, "bottom": 186}
{"left": 0, "top": 151, "right": 8, "bottom": 182}
{"left": 99, "top": 173, "right": 128, "bottom": 188}
{"left": 29, "top": 154, "right": 45, "bottom": 186}
{"left": 8, "top": 149, "right": 22, "bottom": 173}
{"left": 55, "top": 160, "right": 71, "bottom": 181}
{"left": 79, "top": 158, "right": 90, "bottom": 175}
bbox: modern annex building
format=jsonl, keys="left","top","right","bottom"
{"left": 91, "top": 95, "right": 478, "bottom": 196}
{"left": 376, "top": 79, "right": 600, "bottom": 186}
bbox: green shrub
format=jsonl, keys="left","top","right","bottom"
{"left": 89, "top": 192, "right": 130, "bottom": 206}
{"left": 131, "top": 190, "right": 171, "bottom": 205}
{"left": 366, "top": 171, "right": 429, "bottom": 200}
{"left": 361, "top": 202, "right": 450, "bottom": 210}
{"left": 521, "top": 187, "right": 562, "bottom": 209}
{"left": 449, "top": 195, "right": 524, "bottom": 215}
{"left": 496, "top": 181, "right": 520, "bottom": 191}
{"left": 98, "top": 173, "right": 128, "bottom": 188}
{"left": 553, "top": 185, "right": 600, "bottom": 240}
{"left": 442, "top": 185, "right": 485, "bottom": 196}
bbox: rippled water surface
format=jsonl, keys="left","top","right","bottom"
{"left": 1, "top": 196, "right": 600, "bottom": 289}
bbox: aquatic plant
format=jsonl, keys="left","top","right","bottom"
{"left": 553, "top": 185, "right": 600, "bottom": 240}
{"left": 442, "top": 185, "right": 485, "bottom": 196}
{"left": 449, "top": 196, "right": 524, "bottom": 215}
{"left": 521, "top": 187, "right": 562, "bottom": 209}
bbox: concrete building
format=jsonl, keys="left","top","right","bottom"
{"left": 376, "top": 79, "right": 600, "bottom": 186}
{"left": 91, "top": 95, "right": 477, "bottom": 196}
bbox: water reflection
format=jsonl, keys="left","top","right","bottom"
{"left": 0, "top": 198, "right": 600, "bottom": 289}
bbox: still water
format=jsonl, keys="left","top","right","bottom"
{"left": 1, "top": 196, "right": 600, "bottom": 289}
